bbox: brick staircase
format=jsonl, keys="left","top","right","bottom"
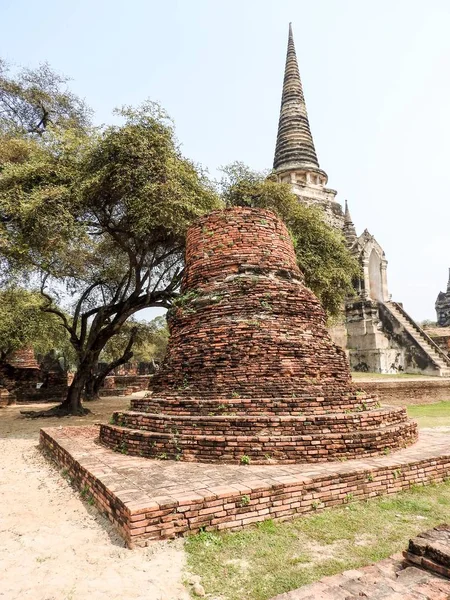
{"left": 384, "top": 301, "right": 450, "bottom": 377}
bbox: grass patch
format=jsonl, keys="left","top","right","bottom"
{"left": 185, "top": 481, "right": 450, "bottom": 600}
{"left": 351, "top": 372, "right": 425, "bottom": 379}
{"left": 408, "top": 401, "right": 450, "bottom": 428}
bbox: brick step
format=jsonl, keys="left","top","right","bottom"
{"left": 99, "top": 419, "right": 418, "bottom": 464}
{"left": 111, "top": 405, "right": 409, "bottom": 437}
{"left": 271, "top": 558, "right": 450, "bottom": 599}
{"left": 130, "top": 393, "right": 380, "bottom": 416}
{"left": 404, "top": 524, "right": 450, "bottom": 579}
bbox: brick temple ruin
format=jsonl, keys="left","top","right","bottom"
{"left": 0, "top": 347, "right": 68, "bottom": 405}
{"left": 99, "top": 207, "right": 417, "bottom": 463}
{"left": 38, "top": 23, "right": 450, "bottom": 548}
{"left": 42, "top": 207, "right": 450, "bottom": 547}
{"left": 274, "top": 24, "right": 450, "bottom": 376}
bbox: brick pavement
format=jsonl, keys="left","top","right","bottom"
{"left": 40, "top": 427, "right": 450, "bottom": 548}
{"left": 271, "top": 556, "right": 450, "bottom": 599}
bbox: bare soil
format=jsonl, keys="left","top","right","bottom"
{"left": 0, "top": 397, "right": 189, "bottom": 600}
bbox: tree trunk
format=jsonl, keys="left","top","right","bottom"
{"left": 64, "top": 371, "right": 88, "bottom": 414}
{"left": 20, "top": 365, "right": 91, "bottom": 417}
{"left": 84, "top": 370, "right": 101, "bottom": 402}
{"left": 84, "top": 328, "right": 137, "bottom": 402}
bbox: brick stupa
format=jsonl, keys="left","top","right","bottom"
{"left": 100, "top": 207, "right": 417, "bottom": 463}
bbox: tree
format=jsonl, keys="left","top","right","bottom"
{"left": 101, "top": 316, "right": 169, "bottom": 365}
{"left": 0, "top": 287, "right": 69, "bottom": 364}
{"left": 85, "top": 318, "right": 168, "bottom": 400}
{"left": 132, "top": 316, "right": 169, "bottom": 363}
{"left": 0, "top": 102, "right": 220, "bottom": 415}
{"left": 0, "top": 59, "right": 91, "bottom": 136}
{"left": 220, "top": 162, "right": 361, "bottom": 317}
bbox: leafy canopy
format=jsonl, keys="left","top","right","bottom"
{"left": 0, "top": 99, "right": 221, "bottom": 412}
{"left": 101, "top": 316, "right": 169, "bottom": 364}
{"left": 0, "top": 59, "right": 91, "bottom": 137}
{"left": 0, "top": 287, "right": 69, "bottom": 362}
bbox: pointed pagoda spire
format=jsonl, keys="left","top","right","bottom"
{"left": 273, "top": 23, "right": 320, "bottom": 172}
{"left": 343, "top": 200, "right": 357, "bottom": 246}
{"left": 447, "top": 268, "right": 450, "bottom": 293}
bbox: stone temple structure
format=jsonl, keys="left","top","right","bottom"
{"left": 436, "top": 269, "right": 450, "bottom": 327}
{"left": 100, "top": 207, "right": 417, "bottom": 463}
{"left": 273, "top": 24, "right": 450, "bottom": 376}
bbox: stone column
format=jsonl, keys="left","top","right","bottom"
{"left": 361, "top": 258, "right": 370, "bottom": 300}
{"left": 381, "top": 260, "right": 389, "bottom": 302}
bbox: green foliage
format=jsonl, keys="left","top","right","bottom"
{"left": 220, "top": 162, "right": 361, "bottom": 317}
{"left": 0, "top": 287, "right": 70, "bottom": 363}
{"left": 0, "top": 94, "right": 220, "bottom": 412}
{"left": 0, "top": 58, "right": 91, "bottom": 136}
{"left": 101, "top": 316, "right": 169, "bottom": 364}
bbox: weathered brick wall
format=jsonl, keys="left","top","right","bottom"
{"left": 8, "top": 347, "right": 40, "bottom": 369}
{"left": 103, "top": 375, "right": 150, "bottom": 393}
{"left": 0, "top": 351, "right": 69, "bottom": 403}
{"left": 361, "top": 379, "right": 450, "bottom": 405}
{"left": 100, "top": 207, "right": 417, "bottom": 463}
{"left": 152, "top": 208, "right": 353, "bottom": 398}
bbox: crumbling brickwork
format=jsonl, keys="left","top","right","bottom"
{"left": 100, "top": 207, "right": 417, "bottom": 463}
{"left": 8, "top": 347, "right": 40, "bottom": 369}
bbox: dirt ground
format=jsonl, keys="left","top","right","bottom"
{"left": 0, "top": 397, "right": 190, "bottom": 600}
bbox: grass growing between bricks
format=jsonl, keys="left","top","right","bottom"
{"left": 408, "top": 401, "right": 450, "bottom": 428}
{"left": 185, "top": 480, "right": 450, "bottom": 600}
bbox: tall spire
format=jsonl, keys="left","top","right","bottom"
{"left": 447, "top": 268, "right": 450, "bottom": 293}
{"left": 343, "top": 200, "right": 357, "bottom": 247}
{"left": 273, "top": 23, "right": 319, "bottom": 172}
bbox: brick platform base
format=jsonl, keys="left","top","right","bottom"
{"left": 40, "top": 427, "right": 450, "bottom": 549}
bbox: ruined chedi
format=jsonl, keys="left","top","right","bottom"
{"left": 100, "top": 207, "right": 417, "bottom": 463}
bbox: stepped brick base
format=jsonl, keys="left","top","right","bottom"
{"left": 40, "top": 426, "right": 450, "bottom": 548}
{"left": 100, "top": 406, "right": 417, "bottom": 464}
{"left": 271, "top": 555, "right": 450, "bottom": 600}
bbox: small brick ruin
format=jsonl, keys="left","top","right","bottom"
{"left": 0, "top": 347, "right": 68, "bottom": 404}
{"left": 100, "top": 207, "right": 417, "bottom": 463}
{"left": 101, "top": 375, "right": 150, "bottom": 397}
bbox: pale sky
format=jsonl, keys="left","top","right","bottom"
{"left": 2, "top": 0, "right": 450, "bottom": 321}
